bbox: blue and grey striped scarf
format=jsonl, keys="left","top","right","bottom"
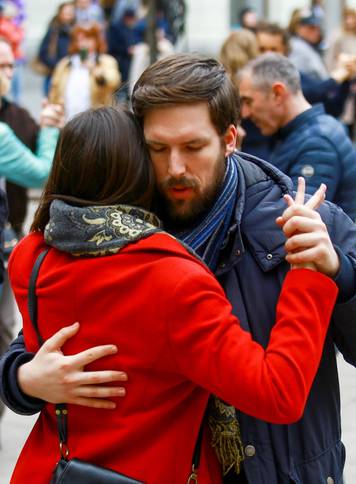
{"left": 175, "top": 152, "right": 244, "bottom": 476}
{"left": 174, "top": 153, "right": 238, "bottom": 272}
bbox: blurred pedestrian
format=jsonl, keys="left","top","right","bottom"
{"left": 232, "top": 6, "right": 258, "bottom": 32}
{"left": 256, "top": 21, "right": 356, "bottom": 119}
{"left": 219, "top": 29, "right": 272, "bottom": 159}
{"left": 288, "top": 8, "right": 329, "bottom": 80}
{"left": 326, "top": 7, "right": 356, "bottom": 139}
{"left": 110, "top": 0, "right": 140, "bottom": 24}
{"left": 219, "top": 29, "right": 259, "bottom": 82}
{"left": 128, "top": 8, "right": 174, "bottom": 95}
{"left": 0, "top": 1, "right": 24, "bottom": 103}
{"left": 38, "top": 1, "right": 76, "bottom": 96}
{"left": 107, "top": 7, "right": 136, "bottom": 102}
{"left": 74, "top": 0, "right": 105, "bottom": 26}
{"left": 238, "top": 53, "right": 356, "bottom": 221}
{"left": 49, "top": 22, "right": 121, "bottom": 120}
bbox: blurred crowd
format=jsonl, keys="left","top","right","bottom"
{"left": 221, "top": 3, "right": 356, "bottom": 151}
{"left": 31, "top": 0, "right": 184, "bottom": 108}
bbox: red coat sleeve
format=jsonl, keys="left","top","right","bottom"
{"left": 166, "top": 268, "right": 338, "bottom": 424}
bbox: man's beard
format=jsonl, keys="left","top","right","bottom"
{"left": 155, "top": 154, "right": 226, "bottom": 232}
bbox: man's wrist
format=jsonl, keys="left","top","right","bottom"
{"left": 17, "top": 360, "right": 38, "bottom": 399}
{"left": 333, "top": 247, "right": 356, "bottom": 303}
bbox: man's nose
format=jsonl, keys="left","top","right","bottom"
{"left": 167, "top": 151, "right": 186, "bottom": 177}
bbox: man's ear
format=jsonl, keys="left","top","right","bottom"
{"left": 271, "top": 82, "right": 287, "bottom": 103}
{"left": 224, "top": 124, "right": 238, "bottom": 156}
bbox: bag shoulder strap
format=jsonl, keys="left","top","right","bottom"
{"left": 28, "top": 248, "right": 49, "bottom": 346}
{"left": 27, "top": 248, "right": 69, "bottom": 458}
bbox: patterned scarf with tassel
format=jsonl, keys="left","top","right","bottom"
{"left": 174, "top": 153, "right": 245, "bottom": 476}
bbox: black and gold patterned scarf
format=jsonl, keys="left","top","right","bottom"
{"left": 44, "top": 201, "right": 162, "bottom": 255}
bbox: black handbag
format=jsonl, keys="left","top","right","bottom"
{"left": 29, "top": 249, "right": 204, "bottom": 484}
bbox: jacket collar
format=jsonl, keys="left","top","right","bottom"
{"left": 276, "top": 104, "right": 325, "bottom": 141}
{"left": 216, "top": 152, "right": 293, "bottom": 276}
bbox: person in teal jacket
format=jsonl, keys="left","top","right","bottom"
{"left": 0, "top": 103, "right": 62, "bottom": 188}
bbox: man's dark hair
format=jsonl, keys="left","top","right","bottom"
{"left": 256, "top": 21, "right": 291, "bottom": 55}
{"left": 32, "top": 106, "right": 154, "bottom": 231}
{"left": 132, "top": 53, "right": 240, "bottom": 135}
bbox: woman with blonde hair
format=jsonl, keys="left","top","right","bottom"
{"left": 326, "top": 7, "right": 356, "bottom": 138}
{"left": 219, "top": 29, "right": 258, "bottom": 84}
{"left": 219, "top": 28, "right": 268, "bottom": 158}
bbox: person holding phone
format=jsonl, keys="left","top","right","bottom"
{"left": 48, "top": 21, "right": 121, "bottom": 120}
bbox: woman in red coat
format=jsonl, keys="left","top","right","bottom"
{"left": 8, "top": 107, "right": 337, "bottom": 483}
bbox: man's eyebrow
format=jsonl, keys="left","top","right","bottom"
{"left": 145, "top": 137, "right": 209, "bottom": 145}
{"left": 145, "top": 139, "right": 166, "bottom": 146}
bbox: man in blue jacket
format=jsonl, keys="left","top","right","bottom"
{"left": 238, "top": 52, "right": 356, "bottom": 223}
{"left": 1, "top": 54, "right": 356, "bottom": 484}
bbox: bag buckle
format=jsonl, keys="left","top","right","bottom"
{"left": 187, "top": 465, "right": 198, "bottom": 483}
{"left": 59, "top": 441, "right": 69, "bottom": 459}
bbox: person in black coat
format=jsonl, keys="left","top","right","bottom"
{"left": 107, "top": 7, "right": 137, "bottom": 101}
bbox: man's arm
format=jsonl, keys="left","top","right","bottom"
{"left": 0, "top": 323, "right": 128, "bottom": 414}
{"left": 280, "top": 136, "right": 342, "bottom": 201}
{"left": 279, "top": 195, "right": 356, "bottom": 365}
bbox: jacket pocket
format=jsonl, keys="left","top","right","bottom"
{"left": 290, "top": 440, "right": 346, "bottom": 484}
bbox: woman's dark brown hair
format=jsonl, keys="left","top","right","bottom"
{"left": 31, "top": 106, "right": 155, "bottom": 232}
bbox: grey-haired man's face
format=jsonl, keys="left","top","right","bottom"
{"left": 239, "top": 73, "right": 282, "bottom": 136}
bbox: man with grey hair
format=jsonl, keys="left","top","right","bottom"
{"left": 238, "top": 52, "right": 356, "bottom": 222}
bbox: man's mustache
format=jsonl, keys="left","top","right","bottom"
{"left": 160, "top": 177, "right": 198, "bottom": 190}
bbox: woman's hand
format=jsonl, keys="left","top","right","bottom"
{"left": 276, "top": 177, "right": 339, "bottom": 277}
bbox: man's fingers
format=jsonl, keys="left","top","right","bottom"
{"left": 283, "top": 194, "right": 295, "bottom": 208}
{"left": 285, "top": 232, "right": 323, "bottom": 253}
{"left": 42, "top": 322, "right": 80, "bottom": 352}
{"left": 294, "top": 177, "right": 306, "bottom": 205}
{"left": 285, "top": 246, "right": 320, "bottom": 265}
{"left": 70, "top": 345, "right": 118, "bottom": 367}
{"left": 281, "top": 203, "right": 321, "bottom": 222}
{"left": 282, "top": 214, "right": 323, "bottom": 238}
{"left": 305, "top": 184, "right": 326, "bottom": 209}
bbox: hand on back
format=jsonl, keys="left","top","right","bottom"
{"left": 18, "top": 322, "right": 128, "bottom": 409}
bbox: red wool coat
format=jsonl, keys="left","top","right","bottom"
{"left": 8, "top": 232, "right": 337, "bottom": 483}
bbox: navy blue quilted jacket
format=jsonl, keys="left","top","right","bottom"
{"left": 270, "top": 104, "right": 356, "bottom": 222}
{"left": 1, "top": 154, "right": 356, "bottom": 484}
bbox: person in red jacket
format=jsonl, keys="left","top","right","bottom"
{"left": 8, "top": 106, "right": 337, "bottom": 483}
